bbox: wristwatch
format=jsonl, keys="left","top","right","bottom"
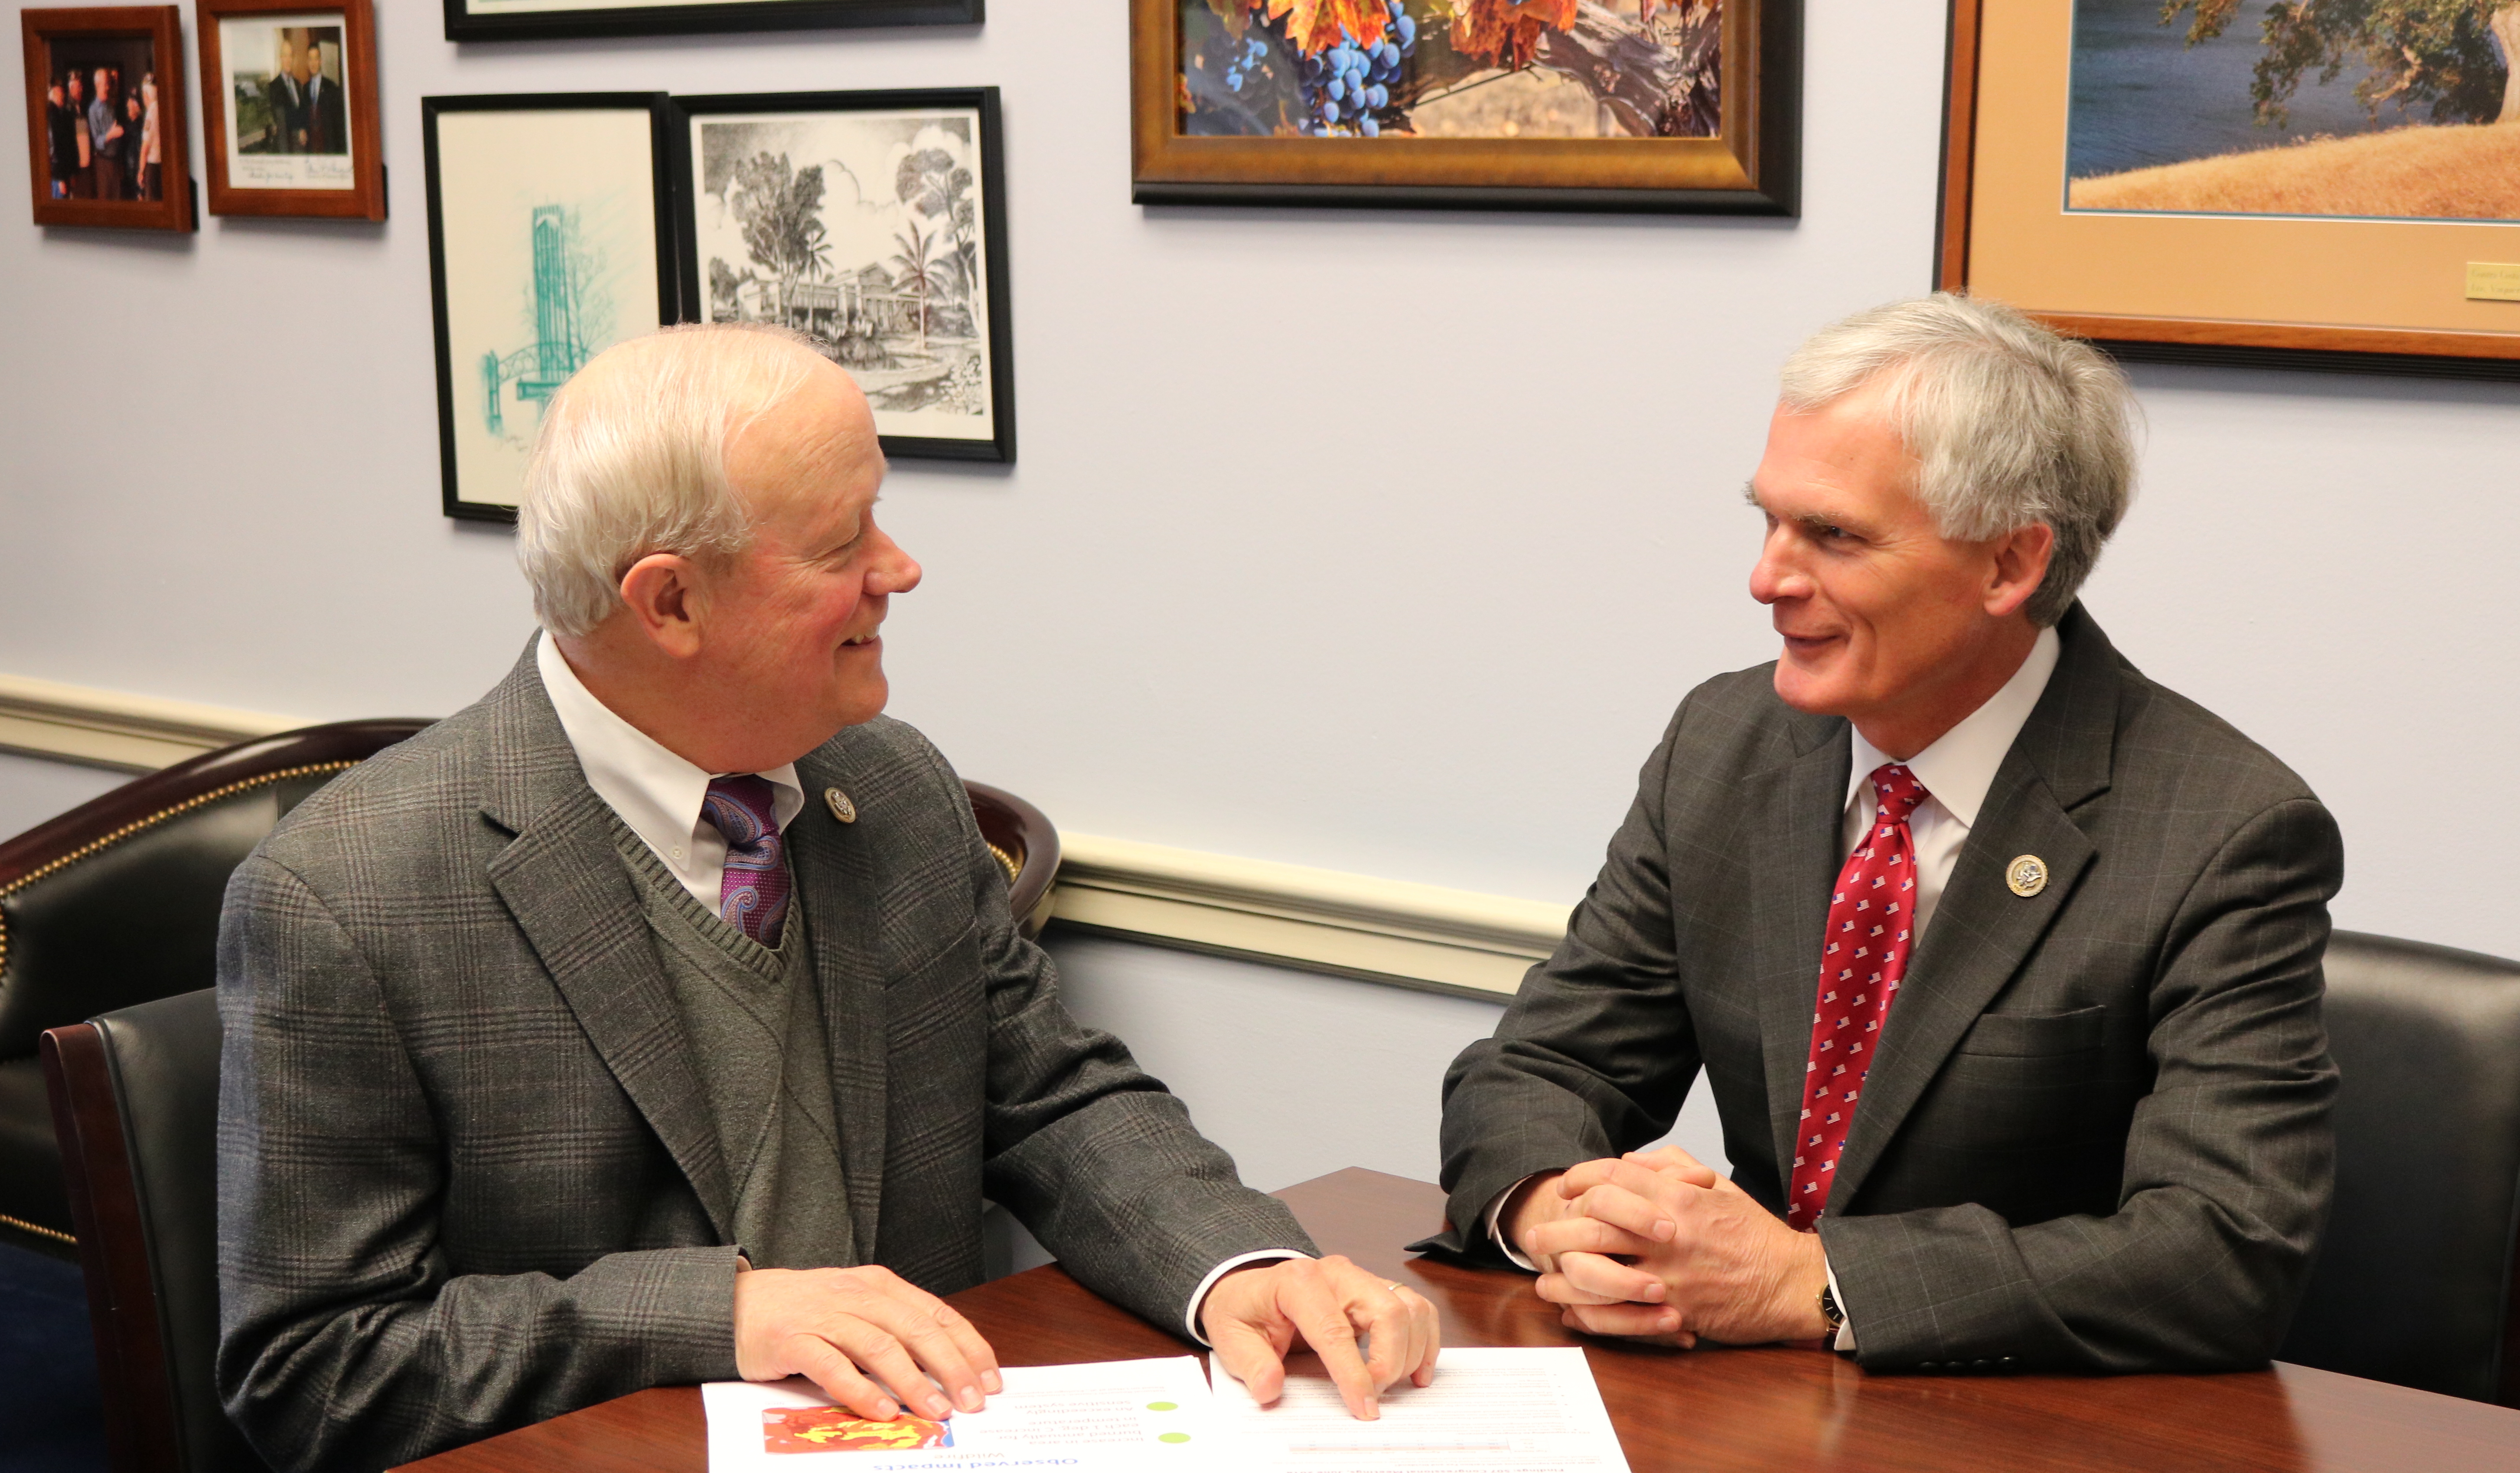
{"left": 1817, "top": 1280, "right": 1845, "bottom": 1337}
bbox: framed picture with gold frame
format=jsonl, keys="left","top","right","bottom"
{"left": 20, "top": 5, "right": 192, "bottom": 231}
{"left": 198, "top": 0, "right": 386, "bottom": 220}
{"left": 1939, "top": 0, "right": 2520, "bottom": 376}
{"left": 1130, "top": 0, "right": 1800, "bottom": 214}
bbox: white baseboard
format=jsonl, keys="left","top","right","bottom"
{"left": 0, "top": 673, "right": 1568, "bottom": 997}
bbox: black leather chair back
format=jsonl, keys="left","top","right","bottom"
{"left": 0, "top": 720, "right": 427, "bottom": 1256}
{"left": 2279, "top": 930, "right": 2520, "bottom": 1404}
{"left": 43, "top": 989, "right": 264, "bottom": 1473}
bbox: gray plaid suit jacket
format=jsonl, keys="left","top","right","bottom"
{"left": 1425, "top": 605, "right": 2341, "bottom": 1372}
{"left": 215, "top": 645, "right": 1314, "bottom": 1471}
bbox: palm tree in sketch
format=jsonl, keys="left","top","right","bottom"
{"left": 889, "top": 215, "right": 947, "bottom": 354}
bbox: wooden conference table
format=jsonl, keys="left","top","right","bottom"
{"left": 403, "top": 1168, "right": 2520, "bottom": 1473}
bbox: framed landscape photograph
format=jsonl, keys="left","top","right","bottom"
{"left": 19, "top": 6, "right": 191, "bottom": 231}
{"left": 669, "top": 88, "right": 1014, "bottom": 463}
{"left": 424, "top": 94, "right": 678, "bottom": 521}
{"left": 1940, "top": 0, "right": 2520, "bottom": 373}
{"left": 199, "top": 0, "right": 385, "bottom": 220}
{"left": 1130, "top": 0, "right": 1800, "bottom": 212}
{"left": 443, "top": 0, "right": 979, "bottom": 44}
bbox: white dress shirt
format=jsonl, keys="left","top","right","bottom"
{"left": 537, "top": 631, "right": 1294, "bottom": 1341}
{"left": 1489, "top": 626, "right": 2063, "bottom": 1352}
{"left": 536, "top": 631, "right": 804, "bottom": 909}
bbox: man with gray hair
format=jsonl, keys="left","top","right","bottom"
{"left": 1424, "top": 294, "right": 2341, "bottom": 1373}
{"left": 216, "top": 324, "right": 1438, "bottom": 1471}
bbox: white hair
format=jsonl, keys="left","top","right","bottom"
{"left": 1778, "top": 293, "right": 2138, "bottom": 628}
{"left": 515, "top": 323, "right": 831, "bottom": 637}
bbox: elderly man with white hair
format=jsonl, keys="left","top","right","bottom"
{"left": 1425, "top": 294, "right": 2342, "bottom": 1374}
{"left": 215, "top": 324, "right": 1439, "bottom": 1473}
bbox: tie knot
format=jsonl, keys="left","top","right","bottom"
{"left": 701, "top": 775, "right": 780, "bottom": 849}
{"left": 1869, "top": 763, "right": 1929, "bottom": 826}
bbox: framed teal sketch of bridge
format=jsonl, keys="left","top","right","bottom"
{"left": 424, "top": 92, "right": 677, "bottom": 521}
{"left": 669, "top": 88, "right": 1014, "bottom": 464}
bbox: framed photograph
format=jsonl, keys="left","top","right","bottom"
{"left": 443, "top": 0, "right": 979, "bottom": 45}
{"left": 424, "top": 94, "right": 678, "bottom": 522}
{"left": 669, "top": 88, "right": 1015, "bottom": 464}
{"left": 20, "top": 6, "right": 191, "bottom": 231}
{"left": 199, "top": 0, "right": 384, "bottom": 219}
{"left": 1940, "top": 0, "right": 2520, "bottom": 375}
{"left": 1129, "top": 0, "right": 1800, "bottom": 213}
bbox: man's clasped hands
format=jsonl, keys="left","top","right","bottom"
{"left": 1504, "top": 1147, "right": 1836, "bottom": 1347}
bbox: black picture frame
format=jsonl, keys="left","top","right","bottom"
{"left": 668, "top": 87, "right": 1015, "bottom": 465}
{"left": 424, "top": 92, "right": 678, "bottom": 523}
{"left": 1131, "top": 0, "right": 1800, "bottom": 215}
{"left": 443, "top": 0, "right": 978, "bottom": 45}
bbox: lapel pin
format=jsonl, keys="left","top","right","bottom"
{"left": 2005, "top": 854, "right": 2048, "bottom": 898}
{"left": 824, "top": 787, "right": 857, "bottom": 824}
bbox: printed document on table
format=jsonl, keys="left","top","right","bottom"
{"left": 702, "top": 1356, "right": 1221, "bottom": 1471}
{"left": 1211, "top": 1344, "right": 1631, "bottom": 1473}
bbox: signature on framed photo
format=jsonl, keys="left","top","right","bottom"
{"left": 424, "top": 93, "right": 679, "bottom": 520}
{"left": 670, "top": 88, "right": 1014, "bottom": 463}
{"left": 200, "top": 0, "right": 385, "bottom": 219}
{"left": 20, "top": 5, "right": 192, "bottom": 231}
{"left": 1131, "top": 0, "right": 1800, "bottom": 212}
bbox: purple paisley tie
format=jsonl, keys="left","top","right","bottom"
{"left": 701, "top": 775, "right": 790, "bottom": 945}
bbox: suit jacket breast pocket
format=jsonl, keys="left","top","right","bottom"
{"left": 1926, "top": 1006, "right": 2112, "bottom": 1155}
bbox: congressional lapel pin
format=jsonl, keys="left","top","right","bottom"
{"left": 824, "top": 787, "right": 857, "bottom": 824}
{"left": 2005, "top": 854, "right": 2048, "bottom": 898}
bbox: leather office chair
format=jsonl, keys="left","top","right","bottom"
{"left": 967, "top": 779, "right": 1061, "bottom": 940}
{"left": 43, "top": 989, "right": 259, "bottom": 1473}
{"left": 0, "top": 720, "right": 430, "bottom": 1259}
{"left": 2278, "top": 930, "right": 2520, "bottom": 1405}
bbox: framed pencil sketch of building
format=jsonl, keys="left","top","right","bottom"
{"left": 670, "top": 88, "right": 1014, "bottom": 464}
{"left": 423, "top": 94, "right": 677, "bottom": 521}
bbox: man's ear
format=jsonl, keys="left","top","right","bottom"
{"left": 616, "top": 553, "right": 708, "bottom": 659}
{"left": 1982, "top": 521, "right": 2056, "bottom": 620}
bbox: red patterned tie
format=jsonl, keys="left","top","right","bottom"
{"left": 1783, "top": 763, "right": 1929, "bottom": 1229}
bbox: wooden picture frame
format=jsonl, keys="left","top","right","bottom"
{"left": 668, "top": 87, "right": 1016, "bottom": 464}
{"left": 1939, "top": 0, "right": 2520, "bottom": 378}
{"left": 197, "top": 0, "right": 384, "bottom": 220}
{"left": 20, "top": 6, "right": 191, "bottom": 231}
{"left": 424, "top": 94, "right": 678, "bottom": 522}
{"left": 442, "top": 0, "right": 979, "bottom": 45}
{"left": 1129, "top": 0, "right": 1799, "bottom": 214}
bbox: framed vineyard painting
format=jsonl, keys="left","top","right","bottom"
{"left": 1131, "top": 0, "right": 1800, "bottom": 213}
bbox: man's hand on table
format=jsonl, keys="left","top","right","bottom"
{"left": 1506, "top": 1147, "right": 1831, "bottom": 1348}
{"left": 734, "top": 1264, "right": 1003, "bottom": 1421}
{"left": 1200, "top": 1254, "right": 1441, "bottom": 1420}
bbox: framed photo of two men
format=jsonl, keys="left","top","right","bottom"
{"left": 19, "top": 6, "right": 191, "bottom": 231}
{"left": 1941, "top": 0, "right": 2520, "bottom": 375}
{"left": 197, "top": 0, "right": 385, "bottom": 220}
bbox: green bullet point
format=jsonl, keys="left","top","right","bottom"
{"left": 1157, "top": 1432, "right": 1191, "bottom": 1444}
{"left": 1145, "top": 1401, "right": 1178, "bottom": 1411}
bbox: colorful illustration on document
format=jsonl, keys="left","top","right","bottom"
{"left": 762, "top": 1407, "right": 952, "bottom": 1453}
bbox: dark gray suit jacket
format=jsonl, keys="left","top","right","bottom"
{"left": 1428, "top": 606, "right": 2341, "bottom": 1372}
{"left": 215, "top": 647, "right": 1314, "bottom": 1471}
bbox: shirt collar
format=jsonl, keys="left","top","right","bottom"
{"left": 535, "top": 630, "right": 804, "bottom": 856}
{"left": 1845, "top": 624, "right": 2061, "bottom": 830}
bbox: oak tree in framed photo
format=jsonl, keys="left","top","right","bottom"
{"left": 1941, "top": 0, "right": 2520, "bottom": 374}
{"left": 668, "top": 88, "right": 1015, "bottom": 463}
{"left": 20, "top": 6, "right": 191, "bottom": 231}
{"left": 199, "top": 0, "right": 385, "bottom": 220}
{"left": 443, "top": 0, "right": 978, "bottom": 44}
{"left": 1131, "top": 0, "right": 1800, "bottom": 212}
{"left": 424, "top": 94, "right": 678, "bottom": 521}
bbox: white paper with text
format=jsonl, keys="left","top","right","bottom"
{"left": 1209, "top": 1345, "right": 1631, "bottom": 1473}
{"left": 702, "top": 1356, "right": 1225, "bottom": 1472}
